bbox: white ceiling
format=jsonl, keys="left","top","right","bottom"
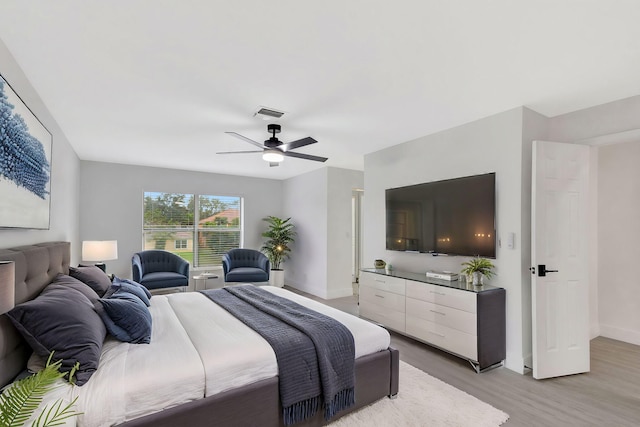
{"left": 1, "top": 1, "right": 639, "bottom": 180}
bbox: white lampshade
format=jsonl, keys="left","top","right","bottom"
{"left": 262, "top": 149, "right": 284, "bottom": 163}
{"left": 82, "top": 240, "right": 118, "bottom": 261}
{"left": 0, "top": 261, "right": 15, "bottom": 315}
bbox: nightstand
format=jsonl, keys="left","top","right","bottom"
{"left": 193, "top": 273, "right": 219, "bottom": 291}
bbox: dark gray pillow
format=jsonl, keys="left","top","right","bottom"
{"left": 108, "top": 276, "right": 151, "bottom": 306}
{"left": 94, "top": 290, "right": 152, "bottom": 344}
{"left": 6, "top": 286, "right": 107, "bottom": 386}
{"left": 46, "top": 273, "right": 101, "bottom": 303}
{"left": 69, "top": 265, "right": 112, "bottom": 297}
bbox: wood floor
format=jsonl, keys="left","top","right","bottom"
{"left": 301, "top": 290, "right": 640, "bottom": 427}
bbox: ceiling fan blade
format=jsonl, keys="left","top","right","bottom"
{"left": 269, "top": 162, "right": 280, "bottom": 167}
{"left": 281, "top": 137, "right": 317, "bottom": 152}
{"left": 282, "top": 151, "right": 328, "bottom": 162}
{"left": 216, "top": 150, "right": 263, "bottom": 154}
{"left": 225, "top": 132, "right": 265, "bottom": 149}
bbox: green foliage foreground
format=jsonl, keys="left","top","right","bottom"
{"left": 0, "top": 354, "right": 80, "bottom": 427}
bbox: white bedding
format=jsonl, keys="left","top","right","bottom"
{"left": 63, "top": 286, "right": 390, "bottom": 426}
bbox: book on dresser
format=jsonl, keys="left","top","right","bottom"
{"left": 359, "top": 268, "right": 506, "bottom": 372}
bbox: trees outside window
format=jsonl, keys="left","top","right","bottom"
{"left": 143, "top": 192, "right": 242, "bottom": 266}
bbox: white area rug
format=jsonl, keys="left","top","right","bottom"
{"left": 330, "top": 361, "right": 509, "bottom": 427}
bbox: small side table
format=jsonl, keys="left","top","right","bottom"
{"left": 193, "top": 273, "right": 219, "bottom": 291}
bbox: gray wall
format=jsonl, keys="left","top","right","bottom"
{"left": 364, "top": 107, "right": 529, "bottom": 372}
{"left": 79, "top": 161, "right": 283, "bottom": 279}
{"left": 520, "top": 107, "right": 549, "bottom": 367}
{"left": 283, "top": 168, "right": 328, "bottom": 297}
{"left": 597, "top": 140, "right": 640, "bottom": 344}
{"left": 327, "top": 168, "right": 364, "bottom": 298}
{"left": 549, "top": 95, "right": 640, "bottom": 143}
{"left": 283, "top": 167, "right": 363, "bottom": 299}
{"left": 0, "top": 38, "right": 80, "bottom": 260}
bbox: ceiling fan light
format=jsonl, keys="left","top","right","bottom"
{"left": 263, "top": 149, "right": 284, "bottom": 163}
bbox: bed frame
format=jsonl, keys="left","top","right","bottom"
{"left": 0, "top": 242, "right": 399, "bottom": 427}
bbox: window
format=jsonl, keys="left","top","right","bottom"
{"left": 143, "top": 192, "right": 242, "bottom": 267}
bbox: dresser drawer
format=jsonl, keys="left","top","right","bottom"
{"left": 360, "top": 302, "right": 405, "bottom": 332}
{"left": 360, "top": 286, "right": 405, "bottom": 312}
{"left": 360, "top": 272, "right": 405, "bottom": 295}
{"left": 406, "top": 280, "right": 476, "bottom": 313}
{"left": 406, "top": 297, "right": 476, "bottom": 335}
{"left": 406, "top": 316, "right": 477, "bottom": 361}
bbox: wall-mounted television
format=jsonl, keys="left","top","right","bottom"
{"left": 385, "top": 173, "right": 496, "bottom": 258}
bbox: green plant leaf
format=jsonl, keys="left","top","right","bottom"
{"left": 0, "top": 353, "right": 80, "bottom": 427}
{"left": 261, "top": 216, "right": 296, "bottom": 269}
{"left": 33, "top": 397, "right": 80, "bottom": 427}
{"left": 460, "top": 257, "right": 496, "bottom": 279}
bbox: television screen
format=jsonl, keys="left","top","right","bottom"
{"left": 385, "top": 173, "right": 496, "bottom": 258}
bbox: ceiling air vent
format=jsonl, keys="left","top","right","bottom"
{"left": 254, "top": 106, "right": 285, "bottom": 120}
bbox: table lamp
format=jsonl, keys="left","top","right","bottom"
{"left": 0, "top": 261, "right": 15, "bottom": 315}
{"left": 82, "top": 240, "right": 118, "bottom": 272}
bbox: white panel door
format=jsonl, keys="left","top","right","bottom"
{"left": 532, "top": 140, "right": 590, "bottom": 379}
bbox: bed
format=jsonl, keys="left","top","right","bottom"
{"left": 0, "top": 242, "right": 399, "bottom": 427}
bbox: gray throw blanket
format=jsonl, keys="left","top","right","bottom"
{"left": 201, "top": 285, "right": 355, "bottom": 425}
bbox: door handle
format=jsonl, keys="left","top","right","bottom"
{"left": 537, "top": 264, "right": 559, "bottom": 277}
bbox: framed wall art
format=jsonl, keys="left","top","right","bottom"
{"left": 0, "top": 73, "right": 52, "bottom": 229}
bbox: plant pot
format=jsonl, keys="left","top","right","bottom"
{"left": 465, "top": 273, "right": 473, "bottom": 284}
{"left": 269, "top": 269, "right": 284, "bottom": 287}
{"left": 374, "top": 259, "right": 386, "bottom": 269}
{"left": 472, "top": 271, "right": 483, "bottom": 286}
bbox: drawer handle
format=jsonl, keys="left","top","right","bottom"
{"left": 428, "top": 331, "right": 445, "bottom": 338}
{"left": 375, "top": 279, "right": 386, "bottom": 283}
{"left": 429, "top": 290, "right": 446, "bottom": 296}
{"left": 375, "top": 294, "right": 385, "bottom": 298}
{"left": 429, "top": 310, "right": 446, "bottom": 316}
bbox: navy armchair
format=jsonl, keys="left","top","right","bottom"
{"left": 222, "top": 249, "right": 270, "bottom": 283}
{"left": 132, "top": 250, "right": 190, "bottom": 291}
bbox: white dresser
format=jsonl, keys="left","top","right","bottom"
{"left": 360, "top": 269, "right": 505, "bottom": 372}
{"left": 359, "top": 273, "right": 406, "bottom": 332}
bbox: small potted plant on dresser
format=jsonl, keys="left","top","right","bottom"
{"left": 461, "top": 256, "right": 495, "bottom": 286}
{"left": 261, "top": 216, "right": 296, "bottom": 287}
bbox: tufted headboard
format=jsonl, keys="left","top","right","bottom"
{"left": 0, "top": 241, "right": 70, "bottom": 387}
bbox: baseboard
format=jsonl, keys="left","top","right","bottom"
{"left": 523, "top": 353, "right": 533, "bottom": 370}
{"left": 590, "top": 323, "right": 601, "bottom": 340}
{"left": 504, "top": 353, "right": 527, "bottom": 374}
{"left": 599, "top": 324, "right": 640, "bottom": 346}
{"left": 284, "top": 281, "right": 328, "bottom": 299}
{"left": 326, "top": 286, "right": 355, "bottom": 300}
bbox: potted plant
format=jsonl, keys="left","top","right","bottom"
{"left": 261, "top": 216, "right": 296, "bottom": 287}
{"left": 461, "top": 257, "right": 495, "bottom": 286}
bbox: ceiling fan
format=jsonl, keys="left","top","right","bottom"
{"left": 218, "top": 124, "right": 328, "bottom": 167}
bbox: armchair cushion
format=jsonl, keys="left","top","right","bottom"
{"left": 225, "top": 267, "right": 269, "bottom": 282}
{"left": 139, "top": 271, "right": 189, "bottom": 289}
